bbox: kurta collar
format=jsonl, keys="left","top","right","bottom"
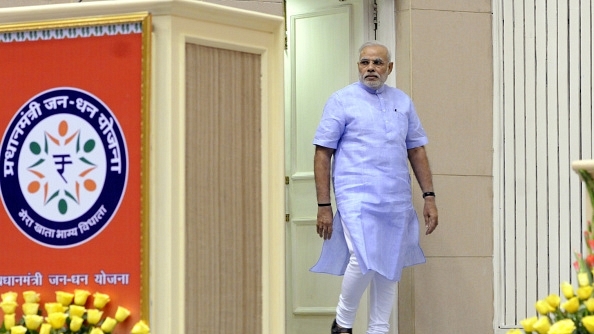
{"left": 357, "top": 81, "right": 386, "bottom": 94}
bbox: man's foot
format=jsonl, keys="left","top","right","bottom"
{"left": 331, "top": 319, "right": 352, "bottom": 333}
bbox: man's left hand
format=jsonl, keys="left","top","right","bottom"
{"left": 423, "top": 198, "right": 438, "bottom": 235}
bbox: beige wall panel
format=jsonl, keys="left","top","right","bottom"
{"left": 399, "top": 0, "right": 491, "bottom": 12}
{"left": 185, "top": 44, "right": 262, "bottom": 333}
{"left": 395, "top": 0, "right": 409, "bottom": 12}
{"left": 397, "top": 269, "right": 415, "bottom": 333}
{"left": 413, "top": 175, "right": 493, "bottom": 257}
{"left": 411, "top": 9, "right": 493, "bottom": 177}
{"left": 414, "top": 257, "right": 494, "bottom": 333}
{"left": 395, "top": 6, "right": 412, "bottom": 93}
{"left": 424, "top": 0, "right": 490, "bottom": 12}
{"left": 397, "top": 2, "right": 494, "bottom": 332}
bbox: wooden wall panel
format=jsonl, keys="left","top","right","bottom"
{"left": 185, "top": 43, "right": 262, "bottom": 333}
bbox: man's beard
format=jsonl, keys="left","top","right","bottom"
{"left": 360, "top": 75, "right": 383, "bottom": 89}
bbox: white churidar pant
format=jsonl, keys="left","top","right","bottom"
{"left": 335, "top": 219, "right": 397, "bottom": 334}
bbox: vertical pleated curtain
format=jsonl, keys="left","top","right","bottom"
{"left": 496, "top": 0, "right": 594, "bottom": 329}
{"left": 185, "top": 44, "right": 262, "bottom": 333}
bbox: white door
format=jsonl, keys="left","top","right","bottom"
{"left": 284, "top": 1, "right": 372, "bottom": 333}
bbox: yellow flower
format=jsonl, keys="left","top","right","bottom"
{"left": 115, "top": 306, "right": 131, "bottom": 322}
{"left": 520, "top": 316, "right": 538, "bottom": 332}
{"left": 4, "top": 314, "right": 15, "bottom": 330}
{"left": 579, "top": 285, "right": 594, "bottom": 300}
{"left": 93, "top": 292, "right": 110, "bottom": 309}
{"left": 546, "top": 294, "right": 561, "bottom": 308}
{"left": 24, "top": 314, "right": 43, "bottom": 330}
{"left": 535, "top": 299, "right": 554, "bottom": 314}
{"left": 587, "top": 298, "right": 594, "bottom": 312}
{"left": 548, "top": 318, "right": 576, "bottom": 334}
{"left": 70, "top": 316, "right": 84, "bottom": 332}
{"left": 10, "top": 325, "right": 27, "bottom": 334}
{"left": 101, "top": 317, "right": 117, "bottom": 332}
{"left": 56, "top": 291, "right": 74, "bottom": 306}
{"left": 45, "top": 302, "right": 67, "bottom": 314}
{"left": 74, "top": 289, "right": 91, "bottom": 305}
{"left": 22, "top": 302, "right": 39, "bottom": 315}
{"left": 561, "top": 281, "right": 575, "bottom": 299}
{"left": 46, "top": 312, "right": 67, "bottom": 329}
{"left": 39, "top": 323, "right": 51, "bottom": 334}
{"left": 563, "top": 297, "right": 581, "bottom": 313}
{"left": 507, "top": 330, "right": 522, "bottom": 334}
{"left": 69, "top": 304, "right": 86, "bottom": 318}
{"left": 87, "top": 309, "right": 104, "bottom": 325}
{"left": 131, "top": 320, "right": 151, "bottom": 334}
{"left": 0, "top": 301, "right": 17, "bottom": 314}
{"left": 583, "top": 315, "right": 594, "bottom": 333}
{"left": 533, "top": 316, "right": 551, "bottom": 334}
{"left": 579, "top": 272, "right": 591, "bottom": 287}
{"left": 1, "top": 292, "right": 17, "bottom": 302}
{"left": 90, "top": 327, "right": 105, "bottom": 334}
{"left": 22, "top": 291, "right": 39, "bottom": 303}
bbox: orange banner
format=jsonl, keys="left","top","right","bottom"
{"left": 0, "top": 15, "right": 148, "bottom": 333}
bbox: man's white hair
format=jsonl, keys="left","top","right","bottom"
{"left": 358, "top": 41, "right": 391, "bottom": 62}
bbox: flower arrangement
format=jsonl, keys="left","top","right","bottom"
{"left": 0, "top": 289, "right": 150, "bottom": 334}
{"left": 508, "top": 169, "right": 594, "bottom": 334}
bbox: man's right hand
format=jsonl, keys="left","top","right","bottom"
{"left": 316, "top": 206, "right": 333, "bottom": 240}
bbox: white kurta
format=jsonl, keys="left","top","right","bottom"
{"left": 310, "top": 82, "right": 427, "bottom": 281}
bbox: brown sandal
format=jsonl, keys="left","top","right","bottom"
{"left": 331, "top": 319, "right": 352, "bottom": 333}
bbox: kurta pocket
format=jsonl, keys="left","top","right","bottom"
{"left": 383, "top": 110, "right": 408, "bottom": 142}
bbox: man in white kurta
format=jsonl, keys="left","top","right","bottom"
{"left": 311, "top": 41, "right": 438, "bottom": 334}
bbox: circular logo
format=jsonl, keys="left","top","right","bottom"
{"left": 0, "top": 87, "right": 128, "bottom": 248}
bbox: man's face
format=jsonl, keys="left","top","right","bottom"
{"left": 358, "top": 45, "right": 393, "bottom": 89}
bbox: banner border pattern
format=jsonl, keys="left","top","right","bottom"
{"left": 0, "top": 22, "right": 142, "bottom": 42}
